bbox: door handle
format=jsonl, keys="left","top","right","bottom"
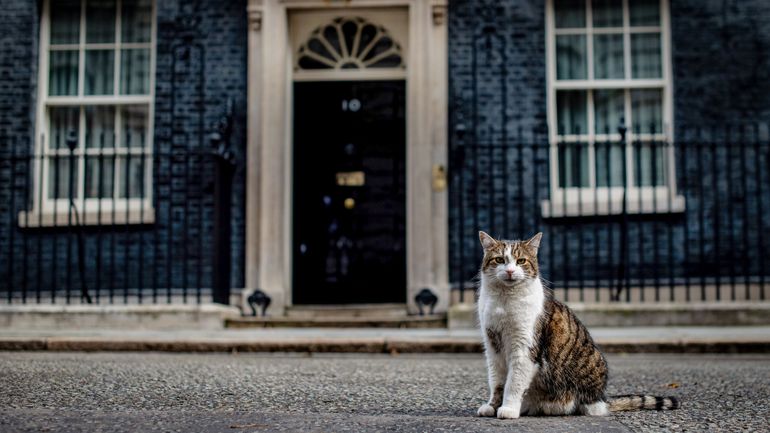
{"left": 432, "top": 165, "right": 447, "bottom": 191}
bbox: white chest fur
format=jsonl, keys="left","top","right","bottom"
{"left": 478, "top": 277, "right": 545, "bottom": 355}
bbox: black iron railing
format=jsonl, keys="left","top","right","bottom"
{"left": 4, "top": 122, "right": 768, "bottom": 305}
{"left": 450, "top": 126, "right": 770, "bottom": 303}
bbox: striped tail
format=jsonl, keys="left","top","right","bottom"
{"left": 608, "top": 395, "right": 680, "bottom": 412}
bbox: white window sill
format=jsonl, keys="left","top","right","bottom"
{"left": 18, "top": 208, "right": 155, "bottom": 228}
{"left": 541, "top": 195, "right": 685, "bottom": 218}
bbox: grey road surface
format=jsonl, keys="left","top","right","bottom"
{"left": 1, "top": 352, "right": 768, "bottom": 432}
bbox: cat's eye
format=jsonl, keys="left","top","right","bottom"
{"left": 516, "top": 258, "right": 526, "bottom": 265}
{"left": 494, "top": 257, "right": 505, "bottom": 264}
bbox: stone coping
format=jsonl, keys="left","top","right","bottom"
{"left": 449, "top": 302, "right": 770, "bottom": 328}
{"left": 0, "top": 304, "right": 241, "bottom": 331}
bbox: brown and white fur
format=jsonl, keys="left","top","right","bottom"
{"left": 476, "top": 231, "right": 680, "bottom": 419}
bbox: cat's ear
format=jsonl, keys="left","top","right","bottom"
{"left": 479, "top": 231, "right": 497, "bottom": 250}
{"left": 525, "top": 232, "right": 543, "bottom": 251}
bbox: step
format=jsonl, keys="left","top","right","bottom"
{"left": 225, "top": 314, "right": 447, "bottom": 329}
{"left": 285, "top": 304, "right": 410, "bottom": 319}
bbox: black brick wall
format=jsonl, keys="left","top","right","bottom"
{"left": 0, "top": 0, "right": 39, "bottom": 297}
{"left": 671, "top": 0, "right": 770, "bottom": 129}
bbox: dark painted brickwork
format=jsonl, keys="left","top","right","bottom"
{"left": 671, "top": 0, "right": 770, "bottom": 129}
{"left": 449, "top": 0, "right": 547, "bottom": 141}
{"left": 0, "top": 0, "right": 247, "bottom": 301}
{"left": 0, "top": 1, "right": 37, "bottom": 141}
{"left": 0, "top": 1, "right": 39, "bottom": 297}
{"left": 153, "top": 0, "right": 248, "bottom": 293}
{"left": 448, "top": 0, "right": 770, "bottom": 295}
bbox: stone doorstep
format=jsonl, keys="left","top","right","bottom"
{"left": 285, "top": 304, "right": 412, "bottom": 319}
{"left": 448, "top": 301, "right": 770, "bottom": 329}
{"left": 226, "top": 315, "right": 447, "bottom": 329}
{"left": 0, "top": 304, "right": 241, "bottom": 331}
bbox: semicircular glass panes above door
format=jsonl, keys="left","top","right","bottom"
{"left": 297, "top": 16, "right": 404, "bottom": 70}
{"left": 290, "top": 9, "right": 408, "bottom": 81}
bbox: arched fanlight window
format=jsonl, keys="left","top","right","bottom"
{"left": 296, "top": 17, "right": 405, "bottom": 71}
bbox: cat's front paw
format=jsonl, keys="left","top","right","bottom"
{"left": 497, "top": 406, "right": 520, "bottom": 419}
{"left": 477, "top": 403, "right": 496, "bottom": 417}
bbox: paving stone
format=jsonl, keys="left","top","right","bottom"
{"left": 0, "top": 352, "right": 767, "bottom": 432}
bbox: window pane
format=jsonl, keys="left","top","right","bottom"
{"left": 85, "top": 49, "right": 115, "bottom": 95}
{"left": 554, "top": 0, "right": 585, "bottom": 28}
{"left": 558, "top": 143, "right": 589, "bottom": 187}
{"left": 593, "top": 34, "right": 624, "bottom": 79}
{"left": 556, "top": 35, "right": 587, "bottom": 80}
{"left": 634, "top": 143, "right": 666, "bottom": 186}
{"left": 120, "top": 49, "right": 150, "bottom": 95}
{"left": 630, "top": 0, "right": 660, "bottom": 26}
{"left": 631, "top": 33, "right": 662, "bottom": 78}
{"left": 117, "top": 156, "right": 146, "bottom": 198}
{"left": 631, "top": 89, "right": 662, "bottom": 134}
{"left": 592, "top": 0, "right": 622, "bottom": 27}
{"left": 120, "top": 105, "right": 148, "bottom": 148}
{"left": 86, "top": 0, "right": 116, "bottom": 43}
{"left": 49, "top": 50, "right": 79, "bottom": 96}
{"left": 85, "top": 155, "right": 115, "bottom": 198}
{"left": 85, "top": 106, "right": 115, "bottom": 149}
{"left": 50, "top": 0, "right": 80, "bottom": 44}
{"left": 122, "top": 0, "right": 152, "bottom": 43}
{"left": 595, "top": 142, "right": 625, "bottom": 187}
{"left": 48, "top": 157, "right": 79, "bottom": 199}
{"left": 594, "top": 89, "right": 624, "bottom": 134}
{"left": 557, "top": 90, "right": 587, "bottom": 135}
{"left": 49, "top": 107, "right": 80, "bottom": 150}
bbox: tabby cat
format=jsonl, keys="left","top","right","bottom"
{"left": 476, "top": 231, "right": 680, "bottom": 418}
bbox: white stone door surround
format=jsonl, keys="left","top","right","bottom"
{"left": 245, "top": 0, "right": 449, "bottom": 315}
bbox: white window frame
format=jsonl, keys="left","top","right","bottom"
{"left": 543, "top": 0, "right": 684, "bottom": 217}
{"left": 22, "top": 0, "right": 157, "bottom": 227}
{"left": 290, "top": 10, "right": 409, "bottom": 82}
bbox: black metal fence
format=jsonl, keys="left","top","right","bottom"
{"left": 0, "top": 132, "right": 235, "bottom": 305}
{"left": 4, "top": 121, "right": 769, "bottom": 305}
{"left": 450, "top": 126, "right": 770, "bottom": 303}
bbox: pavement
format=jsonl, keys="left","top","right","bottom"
{"left": 1, "top": 326, "right": 769, "bottom": 353}
{"left": 1, "top": 352, "right": 768, "bottom": 432}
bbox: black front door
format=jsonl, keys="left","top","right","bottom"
{"left": 293, "top": 81, "right": 406, "bottom": 305}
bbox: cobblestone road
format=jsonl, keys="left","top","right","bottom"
{"left": 1, "top": 352, "right": 768, "bottom": 432}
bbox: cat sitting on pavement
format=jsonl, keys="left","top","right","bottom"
{"left": 476, "top": 231, "right": 680, "bottom": 419}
